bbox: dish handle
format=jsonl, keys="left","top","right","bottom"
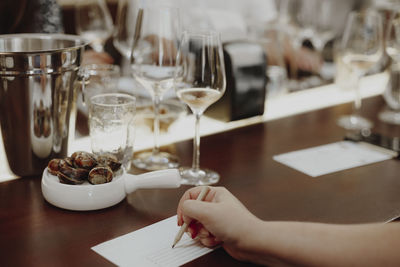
{"left": 124, "top": 169, "right": 181, "bottom": 194}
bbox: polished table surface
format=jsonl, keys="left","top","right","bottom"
{"left": 1, "top": 96, "right": 400, "bottom": 266}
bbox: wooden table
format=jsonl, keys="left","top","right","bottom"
{"left": 1, "top": 96, "right": 400, "bottom": 266}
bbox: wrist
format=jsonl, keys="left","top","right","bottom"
{"left": 234, "top": 216, "right": 267, "bottom": 261}
{"left": 236, "top": 218, "right": 284, "bottom": 265}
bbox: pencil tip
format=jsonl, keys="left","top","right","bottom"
{"left": 172, "top": 245, "right": 175, "bottom": 248}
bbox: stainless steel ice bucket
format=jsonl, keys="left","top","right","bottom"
{"left": 0, "top": 34, "right": 87, "bottom": 176}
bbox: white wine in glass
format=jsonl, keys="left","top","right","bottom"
{"left": 336, "top": 10, "right": 383, "bottom": 130}
{"left": 175, "top": 31, "right": 226, "bottom": 185}
{"left": 131, "top": 7, "right": 181, "bottom": 171}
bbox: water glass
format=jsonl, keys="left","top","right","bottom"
{"left": 75, "top": 0, "right": 113, "bottom": 52}
{"left": 89, "top": 93, "right": 136, "bottom": 169}
{"left": 82, "top": 64, "right": 120, "bottom": 101}
{"left": 247, "top": 24, "right": 288, "bottom": 99}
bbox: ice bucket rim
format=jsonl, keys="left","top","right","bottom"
{"left": 0, "top": 33, "right": 88, "bottom": 54}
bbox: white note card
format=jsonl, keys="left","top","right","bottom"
{"left": 273, "top": 141, "right": 393, "bottom": 177}
{"left": 92, "top": 216, "right": 215, "bottom": 267}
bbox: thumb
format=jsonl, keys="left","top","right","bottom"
{"left": 182, "top": 199, "right": 214, "bottom": 224}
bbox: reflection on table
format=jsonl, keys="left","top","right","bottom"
{"left": 1, "top": 92, "right": 400, "bottom": 266}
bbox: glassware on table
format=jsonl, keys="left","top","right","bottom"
{"left": 114, "top": 0, "right": 140, "bottom": 59}
{"left": 75, "top": 0, "right": 113, "bottom": 52}
{"left": 280, "top": 0, "right": 352, "bottom": 86}
{"left": 130, "top": 7, "right": 181, "bottom": 171}
{"left": 136, "top": 98, "right": 186, "bottom": 134}
{"left": 379, "top": 13, "right": 400, "bottom": 124}
{"left": 174, "top": 31, "right": 226, "bottom": 185}
{"left": 89, "top": 93, "right": 136, "bottom": 169}
{"left": 78, "top": 64, "right": 121, "bottom": 115}
{"left": 296, "top": 0, "right": 341, "bottom": 53}
{"left": 247, "top": 24, "right": 288, "bottom": 99}
{"left": 336, "top": 10, "right": 384, "bottom": 130}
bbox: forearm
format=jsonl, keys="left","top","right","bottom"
{"left": 241, "top": 220, "right": 400, "bottom": 266}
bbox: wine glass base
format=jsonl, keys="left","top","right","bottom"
{"left": 337, "top": 115, "right": 373, "bottom": 130}
{"left": 378, "top": 109, "right": 400, "bottom": 125}
{"left": 179, "top": 167, "right": 220, "bottom": 186}
{"left": 132, "top": 151, "right": 179, "bottom": 171}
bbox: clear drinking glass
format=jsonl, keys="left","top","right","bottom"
{"left": 82, "top": 64, "right": 120, "bottom": 101}
{"left": 78, "top": 64, "right": 120, "bottom": 115}
{"left": 130, "top": 7, "right": 181, "bottom": 171}
{"left": 296, "top": 0, "right": 339, "bottom": 53}
{"left": 247, "top": 24, "right": 288, "bottom": 98}
{"left": 113, "top": 0, "right": 140, "bottom": 59}
{"left": 379, "top": 12, "right": 400, "bottom": 124}
{"left": 336, "top": 10, "right": 384, "bottom": 130}
{"left": 174, "top": 31, "right": 226, "bottom": 185}
{"left": 282, "top": 0, "right": 352, "bottom": 83}
{"left": 89, "top": 93, "right": 136, "bottom": 169}
{"left": 75, "top": 0, "right": 114, "bottom": 52}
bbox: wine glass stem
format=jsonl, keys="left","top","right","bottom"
{"left": 192, "top": 113, "right": 201, "bottom": 172}
{"left": 91, "top": 42, "right": 105, "bottom": 53}
{"left": 353, "top": 75, "right": 362, "bottom": 113}
{"left": 152, "top": 95, "right": 161, "bottom": 155}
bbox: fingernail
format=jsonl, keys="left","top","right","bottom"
{"left": 191, "top": 231, "right": 197, "bottom": 239}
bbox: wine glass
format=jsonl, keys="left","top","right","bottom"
{"left": 130, "top": 7, "right": 181, "bottom": 171}
{"left": 336, "top": 10, "right": 384, "bottom": 130}
{"left": 113, "top": 0, "right": 140, "bottom": 59}
{"left": 284, "top": 0, "right": 352, "bottom": 85}
{"left": 379, "top": 12, "right": 400, "bottom": 124}
{"left": 247, "top": 24, "right": 288, "bottom": 98}
{"left": 296, "top": 0, "right": 344, "bottom": 53}
{"left": 174, "top": 31, "right": 226, "bottom": 185}
{"left": 75, "top": 0, "right": 114, "bottom": 53}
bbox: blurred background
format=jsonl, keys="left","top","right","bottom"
{"left": 1, "top": 0, "right": 400, "bottom": 179}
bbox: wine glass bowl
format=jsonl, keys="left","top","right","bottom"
{"left": 114, "top": 0, "right": 140, "bottom": 59}
{"left": 75, "top": 0, "right": 113, "bottom": 53}
{"left": 175, "top": 31, "right": 226, "bottom": 185}
{"left": 136, "top": 98, "right": 187, "bottom": 133}
{"left": 131, "top": 7, "right": 181, "bottom": 171}
{"left": 294, "top": 0, "right": 355, "bottom": 54}
{"left": 296, "top": 0, "right": 346, "bottom": 53}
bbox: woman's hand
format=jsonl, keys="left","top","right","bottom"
{"left": 177, "top": 187, "right": 400, "bottom": 266}
{"left": 176, "top": 186, "right": 260, "bottom": 262}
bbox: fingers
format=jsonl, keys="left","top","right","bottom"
{"left": 199, "top": 236, "right": 221, "bottom": 247}
{"left": 188, "top": 221, "right": 211, "bottom": 239}
{"left": 198, "top": 226, "right": 211, "bottom": 238}
{"left": 188, "top": 222, "right": 221, "bottom": 247}
{"left": 181, "top": 199, "right": 213, "bottom": 224}
{"left": 177, "top": 186, "right": 217, "bottom": 226}
{"left": 177, "top": 187, "right": 204, "bottom": 226}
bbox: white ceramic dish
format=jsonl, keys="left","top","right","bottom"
{"left": 41, "top": 168, "right": 181, "bottom": 211}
